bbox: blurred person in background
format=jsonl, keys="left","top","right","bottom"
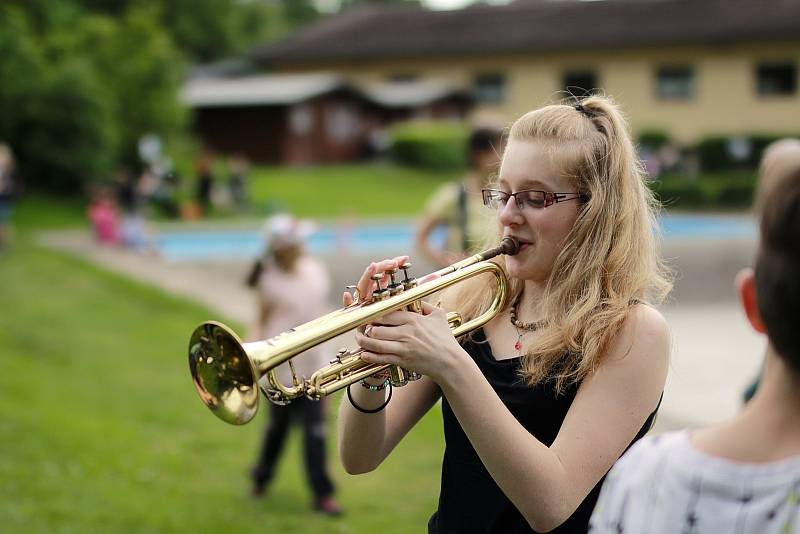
{"left": 0, "top": 143, "right": 19, "bottom": 251}
{"left": 228, "top": 154, "right": 250, "bottom": 213}
{"left": 247, "top": 213, "right": 342, "bottom": 516}
{"left": 86, "top": 184, "right": 120, "bottom": 245}
{"left": 115, "top": 167, "right": 149, "bottom": 251}
{"left": 591, "top": 139, "right": 800, "bottom": 533}
{"left": 340, "top": 96, "right": 672, "bottom": 533}
{"left": 415, "top": 126, "right": 504, "bottom": 268}
{"left": 195, "top": 150, "right": 215, "bottom": 216}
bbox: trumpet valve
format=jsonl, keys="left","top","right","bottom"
{"left": 399, "top": 262, "right": 417, "bottom": 291}
{"left": 371, "top": 274, "right": 390, "bottom": 301}
{"left": 331, "top": 347, "right": 349, "bottom": 364}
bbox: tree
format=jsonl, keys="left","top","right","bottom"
{"left": 0, "top": 5, "right": 117, "bottom": 193}
{"left": 72, "top": 7, "right": 187, "bottom": 167}
{"left": 0, "top": 3, "right": 186, "bottom": 192}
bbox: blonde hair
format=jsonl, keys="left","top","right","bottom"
{"left": 448, "top": 95, "right": 672, "bottom": 392}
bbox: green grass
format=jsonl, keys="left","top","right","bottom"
{"left": 0, "top": 241, "right": 444, "bottom": 533}
{"left": 247, "top": 163, "right": 459, "bottom": 218}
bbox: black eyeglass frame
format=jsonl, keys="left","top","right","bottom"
{"left": 481, "top": 188, "right": 588, "bottom": 210}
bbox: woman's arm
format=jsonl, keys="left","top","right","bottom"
{"left": 441, "top": 304, "right": 669, "bottom": 532}
{"left": 337, "top": 256, "right": 443, "bottom": 473}
{"left": 338, "top": 375, "right": 441, "bottom": 474}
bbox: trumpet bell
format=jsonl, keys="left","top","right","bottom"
{"left": 188, "top": 321, "right": 259, "bottom": 425}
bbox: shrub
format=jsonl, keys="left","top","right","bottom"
{"left": 652, "top": 171, "right": 757, "bottom": 210}
{"left": 696, "top": 136, "right": 735, "bottom": 172}
{"left": 651, "top": 179, "right": 710, "bottom": 209}
{"left": 389, "top": 121, "right": 469, "bottom": 171}
{"left": 638, "top": 130, "right": 671, "bottom": 150}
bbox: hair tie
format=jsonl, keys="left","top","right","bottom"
{"left": 574, "top": 103, "right": 595, "bottom": 118}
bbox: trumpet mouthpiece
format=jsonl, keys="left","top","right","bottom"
{"left": 501, "top": 236, "right": 520, "bottom": 256}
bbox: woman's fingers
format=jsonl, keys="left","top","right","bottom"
{"left": 357, "top": 263, "right": 376, "bottom": 301}
{"left": 366, "top": 323, "right": 408, "bottom": 341}
{"left": 360, "top": 351, "right": 402, "bottom": 367}
{"left": 355, "top": 256, "right": 412, "bottom": 302}
{"left": 342, "top": 290, "right": 354, "bottom": 307}
{"left": 355, "top": 329, "right": 404, "bottom": 356}
{"left": 370, "top": 310, "right": 411, "bottom": 327}
{"left": 420, "top": 300, "right": 441, "bottom": 316}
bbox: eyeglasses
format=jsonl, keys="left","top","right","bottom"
{"left": 481, "top": 188, "right": 586, "bottom": 210}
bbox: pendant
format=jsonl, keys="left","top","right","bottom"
{"left": 514, "top": 339, "right": 521, "bottom": 351}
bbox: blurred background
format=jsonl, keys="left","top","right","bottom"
{"left": 1, "top": 0, "right": 798, "bottom": 532}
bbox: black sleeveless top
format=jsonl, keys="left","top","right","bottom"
{"left": 428, "top": 328, "right": 659, "bottom": 534}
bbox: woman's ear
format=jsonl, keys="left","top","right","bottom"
{"left": 735, "top": 268, "right": 767, "bottom": 334}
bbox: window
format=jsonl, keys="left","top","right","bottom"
{"left": 756, "top": 62, "right": 797, "bottom": 96}
{"left": 563, "top": 70, "right": 598, "bottom": 96}
{"left": 473, "top": 73, "right": 506, "bottom": 104}
{"left": 325, "top": 103, "right": 358, "bottom": 142}
{"left": 656, "top": 66, "right": 695, "bottom": 100}
{"left": 289, "top": 104, "right": 313, "bottom": 135}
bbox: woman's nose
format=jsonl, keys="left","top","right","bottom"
{"left": 498, "top": 197, "right": 524, "bottom": 226}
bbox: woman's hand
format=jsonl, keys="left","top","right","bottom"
{"left": 354, "top": 301, "right": 466, "bottom": 384}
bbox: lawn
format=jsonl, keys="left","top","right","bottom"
{"left": 0, "top": 195, "right": 446, "bottom": 533}
{"left": 246, "top": 163, "right": 460, "bottom": 218}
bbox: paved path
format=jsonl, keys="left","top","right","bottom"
{"left": 38, "top": 228, "right": 765, "bottom": 433}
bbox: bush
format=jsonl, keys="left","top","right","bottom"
{"left": 696, "top": 136, "right": 735, "bottom": 172}
{"left": 695, "top": 134, "right": 800, "bottom": 173}
{"left": 652, "top": 171, "right": 757, "bottom": 210}
{"left": 638, "top": 130, "right": 671, "bottom": 150}
{"left": 652, "top": 179, "right": 710, "bottom": 209}
{"left": 389, "top": 121, "right": 469, "bottom": 171}
{"left": 23, "top": 60, "right": 118, "bottom": 193}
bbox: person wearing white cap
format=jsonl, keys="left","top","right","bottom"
{"left": 247, "top": 213, "right": 342, "bottom": 516}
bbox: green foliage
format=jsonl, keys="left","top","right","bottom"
{"left": 0, "top": 4, "right": 186, "bottom": 192}
{"left": 74, "top": 7, "right": 187, "bottom": 167}
{"left": 651, "top": 171, "right": 757, "bottom": 210}
{"left": 696, "top": 136, "right": 736, "bottom": 172}
{"left": 389, "top": 122, "right": 470, "bottom": 171}
{"left": 696, "top": 134, "right": 800, "bottom": 172}
{"left": 27, "top": 59, "right": 119, "bottom": 193}
{"left": 637, "top": 130, "right": 671, "bottom": 150}
{"left": 0, "top": 6, "right": 48, "bottom": 141}
{"left": 283, "top": 0, "right": 321, "bottom": 27}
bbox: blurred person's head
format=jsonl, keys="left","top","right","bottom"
{"left": 468, "top": 127, "right": 503, "bottom": 179}
{"left": 755, "top": 138, "right": 800, "bottom": 216}
{"left": 743, "top": 142, "right": 800, "bottom": 373}
{"left": 262, "top": 214, "right": 316, "bottom": 272}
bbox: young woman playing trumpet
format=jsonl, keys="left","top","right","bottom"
{"left": 338, "top": 95, "right": 672, "bottom": 533}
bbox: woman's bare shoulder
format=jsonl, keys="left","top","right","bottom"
{"left": 605, "top": 303, "right": 670, "bottom": 368}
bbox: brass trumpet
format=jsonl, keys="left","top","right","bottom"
{"left": 188, "top": 237, "right": 519, "bottom": 425}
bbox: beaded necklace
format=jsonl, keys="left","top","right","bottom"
{"left": 510, "top": 295, "right": 546, "bottom": 354}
